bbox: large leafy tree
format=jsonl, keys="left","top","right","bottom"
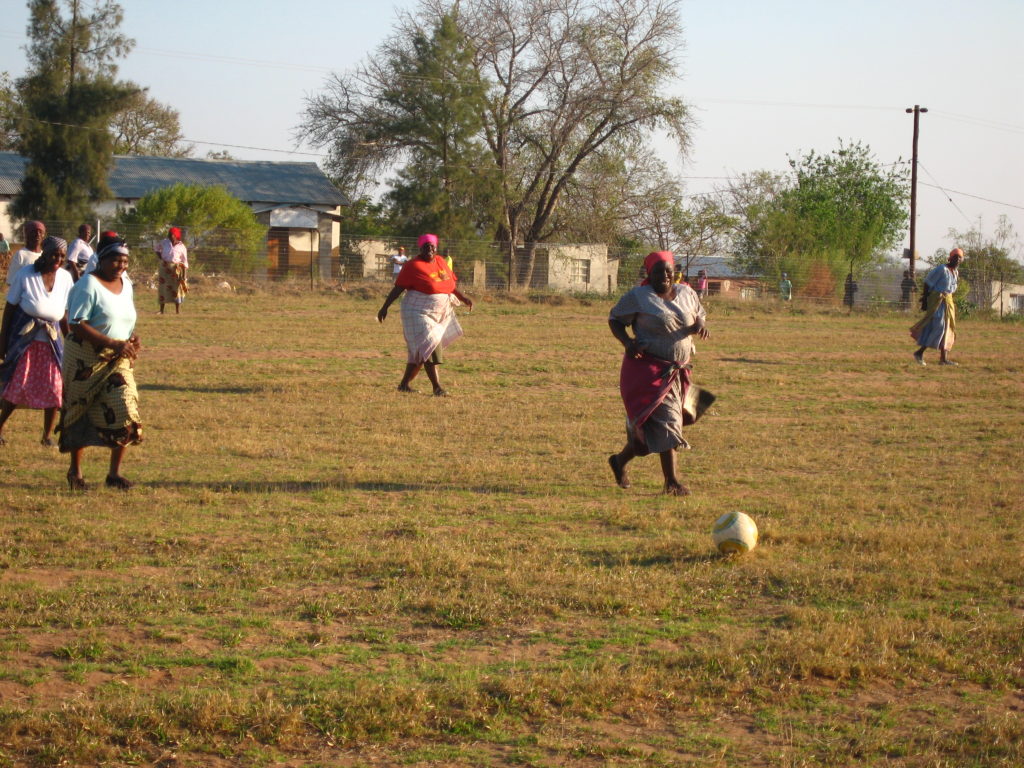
{"left": 114, "top": 184, "right": 266, "bottom": 273}
{"left": 302, "top": 0, "right": 691, "bottom": 289}
{"left": 725, "top": 142, "right": 908, "bottom": 295}
{"left": 784, "top": 140, "right": 908, "bottom": 276}
{"left": 381, "top": 13, "right": 499, "bottom": 245}
{"left": 10, "top": 0, "right": 138, "bottom": 223}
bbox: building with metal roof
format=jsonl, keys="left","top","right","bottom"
{"left": 0, "top": 151, "right": 349, "bottom": 278}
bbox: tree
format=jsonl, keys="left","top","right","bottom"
{"left": 940, "top": 215, "right": 1024, "bottom": 314}
{"left": 383, "top": 12, "right": 499, "bottom": 244}
{"left": 9, "top": 0, "right": 138, "bottom": 223}
{"left": 303, "top": 11, "right": 497, "bottom": 247}
{"left": 0, "top": 73, "right": 19, "bottom": 151}
{"left": 671, "top": 197, "right": 736, "bottom": 278}
{"left": 784, "top": 140, "right": 908, "bottom": 279}
{"left": 114, "top": 184, "right": 266, "bottom": 273}
{"left": 301, "top": 0, "right": 691, "bottom": 289}
{"left": 722, "top": 170, "right": 812, "bottom": 280}
{"left": 110, "top": 90, "right": 191, "bottom": 157}
{"left": 548, "top": 141, "right": 676, "bottom": 246}
{"left": 723, "top": 142, "right": 908, "bottom": 297}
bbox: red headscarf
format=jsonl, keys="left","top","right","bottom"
{"left": 169, "top": 226, "right": 182, "bottom": 240}
{"left": 642, "top": 251, "right": 674, "bottom": 285}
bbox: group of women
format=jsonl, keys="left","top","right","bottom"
{"left": 379, "top": 238, "right": 714, "bottom": 495}
{"left": 0, "top": 223, "right": 716, "bottom": 495}
{"left": 0, "top": 226, "right": 142, "bottom": 491}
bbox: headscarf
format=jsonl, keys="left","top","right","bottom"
{"left": 34, "top": 236, "right": 67, "bottom": 272}
{"left": 97, "top": 230, "right": 120, "bottom": 249}
{"left": 417, "top": 233, "right": 439, "bottom": 248}
{"left": 641, "top": 251, "right": 674, "bottom": 285}
{"left": 97, "top": 237, "right": 130, "bottom": 261}
{"left": 40, "top": 236, "right": 67, "bottom": 257}
{"left": 169, "top": 226, "right": 182, "bottom": 240}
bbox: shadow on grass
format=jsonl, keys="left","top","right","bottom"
{"left": 585, "top": 550, "right": 720, "bottom": 567}
{"left": 135, "top": 479, "right": 531, "bottom": 495}
{"left": 717, "top": 357, "right": 782, "bottom": 365}
{"left": 139, "top": 384, "right": 259, "bottom": 394}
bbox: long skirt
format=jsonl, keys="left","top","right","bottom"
{"left": 619, "top": 353, "right": 715, "bottom": 456}
{"left": 56, "top": 338, "right": 142, "bottom": 451}
{"left": 400, "top": 290, "right": 463, "bottom": 364}
{"left": 910, "top": 292, "right": 955, "bottom": 351}
{"left": 158, "top": 261, "right": 187, "bottom": 305}
{"left": 2, "top": 340, "right": 62, "bottom": 408}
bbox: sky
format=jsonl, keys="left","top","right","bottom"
{"left": 1, "top": 0, "right": 1021, "bottom": 262}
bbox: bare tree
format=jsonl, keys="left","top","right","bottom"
{"left": 301, "top": 0, "right": 691, "bottom": 289}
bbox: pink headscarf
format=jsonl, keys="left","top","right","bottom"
{"left": 641, "top": 251, "right": 674, "bottom": 285}
{"left": 417, "top": 233, "right": 439, "bottom": 248}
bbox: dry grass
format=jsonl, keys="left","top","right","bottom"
{"left": 0, "top": 287, "right": 1021, "bottom": 767}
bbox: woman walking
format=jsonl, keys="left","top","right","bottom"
{"left": 911, "top": 248, "right": 963, "bottom": 366}
{"left": 156, "top": 227, "right": 188, "bottom": 314}
{"left": 607, "top": 251, "right": 714, "bottom": 496}
{"left": 57, "top": 237, "right": 142, "bottom": 490}
{"left": 0, "top": 236, "right": 73, "bottom": 446}
{"left": 377, "top": 234, "right": 473, "bottom": 396}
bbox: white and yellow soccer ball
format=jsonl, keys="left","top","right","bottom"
{"left": 711, "top": 512, "right": 758, "bottom": 555}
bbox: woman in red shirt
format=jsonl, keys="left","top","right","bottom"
{"left": 377, "top": 234, "right": 473, "bottom": 396}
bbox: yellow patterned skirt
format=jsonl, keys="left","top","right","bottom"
{"left": 158, "top": 261, "right": 188, "bottom": 305}
{"left": 56, "top": 337, "right": 142, "bottom": 451}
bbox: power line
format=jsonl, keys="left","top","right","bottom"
{"left": 930, "top": 109, "right": 1024, "bottom": 136}
{"left": 693, "top": 96, "right": 898, "bottom": 111}
{"left": 15, "top": 116, "right": 325, "bottom": 158}
{"left": 137, "top": 46, "right": 334, "bottom": 75}
{"left": 917, "top": 163, "right": 974, "bottom": 226}
{"left": 918, "top": 182, "right": 1024, "bottom": 212}
{"left": 7, "top": 118, "right": 1023, "bottom": 215}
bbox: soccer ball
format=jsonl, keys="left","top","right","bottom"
{"left": 711, "top": 512, "right": 758, "bottom": 555}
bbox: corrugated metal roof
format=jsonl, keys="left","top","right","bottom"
{"left": 0, "top": 152, "right": 27, "bottom": 196}
{"left": 686, "top": 255, "right": 758, "bottom": 279}
{"left": 0, "top": 151, "right": 348, "bottom": 207}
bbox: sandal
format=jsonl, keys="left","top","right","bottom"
{"left": 433, "top": 388, "right": 449, "bottom": 397}
{"left": 105, "top": 475, "right": 133, "bottom": 491}
{"left": 67, "top": 472, "right": 88, "bottom": 491}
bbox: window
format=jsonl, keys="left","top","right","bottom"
{"left": 376, "top": 254, "right": 392, "bottom": 280}
{"left": 1011, "top": 294, "right": 1024, "bottom": 314}
{"left": 570, "top": 258, "right": 591, "bottom": 285}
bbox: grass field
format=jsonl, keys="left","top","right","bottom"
{"left": 0, "top": 283, "right": 1021, "bottom": 767}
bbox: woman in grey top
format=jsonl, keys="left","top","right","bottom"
{"left": 607, "top": 251, "right": 712, "bottom": 495}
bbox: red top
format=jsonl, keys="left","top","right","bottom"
{"left": 395, "top": 255, "right": 457, "bottom": 294}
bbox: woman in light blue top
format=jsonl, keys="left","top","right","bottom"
{"left": 911, "top": 248, "right": 962, "bottom": 366}
{"left": 56, "top": 236, "right": 142, "bottom": 491}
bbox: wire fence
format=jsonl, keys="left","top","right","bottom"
{"left": 3, "top": 220, "right": 1022, "bottom": 315}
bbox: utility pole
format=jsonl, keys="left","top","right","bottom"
{"left": 905, "top": 105, "right": 928, "bottom": 279}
